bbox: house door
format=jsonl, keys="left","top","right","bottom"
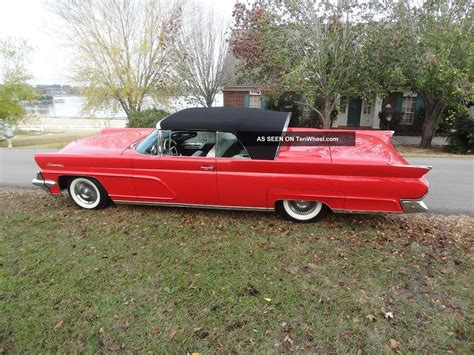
{"left": 347, "top": 98, "right": 362, "bottom": 126}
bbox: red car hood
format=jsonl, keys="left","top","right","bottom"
{"left": 59, "top": 128, "right": 153, "bottom": 155}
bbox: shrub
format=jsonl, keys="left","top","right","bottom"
{"left": 436, "top": 105, "right": 458, "bottom": 134}
{"left": 127, "top": 108, "right": 169, "bottom": 128}
{"left": 444, "top": 113, "right": 474, "bottom": 154}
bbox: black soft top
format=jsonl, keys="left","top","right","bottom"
{"left": 159, "top": 107, "right": 291, "bottom": 160}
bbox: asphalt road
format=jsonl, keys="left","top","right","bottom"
{"left": 0, "top": 149, "right": 472, "bottom": 215}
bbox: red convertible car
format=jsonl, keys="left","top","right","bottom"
{"left": 33, "top": 107, "right": 430, "bottom": 222}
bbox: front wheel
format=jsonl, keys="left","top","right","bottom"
{"left": 277, "top": 200, "right": 328, "bottom": 222}
{"left": 68, "top": 177, "right": 109, "bottom": 210}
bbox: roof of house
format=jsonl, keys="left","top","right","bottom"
{"left": 159, "top": 107, "right": 291, "bottom": 160}
{"left": 222, "top": 50, "right": 261, "bottom": 90}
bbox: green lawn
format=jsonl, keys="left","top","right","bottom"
{"left": 0, "top": 131, "right": 97, "bottom": 149}
{"left": 395, "top": 145, "right": 474, "bottom": 158}
{"left": 0, "top": 190, "right": 472, "bottom": 353}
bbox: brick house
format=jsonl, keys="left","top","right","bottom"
{"left": 222, "top": 53, "right": 424, "bottom": 130}
{"left": 334, "top": 92, "right": 424, "bottom": 130}
{"left": 222, "top": 52, "right": 269, "bottom": 110}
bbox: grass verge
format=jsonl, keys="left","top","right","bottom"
{"left": 395, "top": 145, "right": 474, "bottom": 158}
{"left": 0, "top": 189, "right": 472, "bottom": 353}
{"left": 0, "top": 131, "right": 97, "bottom": 149}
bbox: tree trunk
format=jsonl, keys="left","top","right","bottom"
{"left": 117, "top": 96, "right": 131, "bottom": 117}
{"left": 296, "top": 99, "right": 333, "bottom": 128}
{"left": 320, "top": 100, "right": 333, "bottom": 129}
{"left": 420, "top": 96, "right": 444, "bottom": 149}
{"left": 420, "top": 115, "right": 434, "bottom": 148}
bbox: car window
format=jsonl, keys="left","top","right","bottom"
{"left": 212, "top": 132, "right": 250, "bottom": 159}
{"left": 175, "top": 131, "right": 216, "bottom": 157}
{"left": 135, "top": 130, "right": 217, "bottom": 157}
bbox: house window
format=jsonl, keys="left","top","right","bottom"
{"left": 401, "top": 97, "right": 416, "bottom": 125}
{"left": 249, "top": 95, "right": 261, "bottom": 109}
{"left": 363, "top": 100, "right": 372, "bottom": 114}
{"left": 302, "top": 106, "right": 312, "bottom": 121}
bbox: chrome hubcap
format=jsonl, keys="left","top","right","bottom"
{"left": 288, "top": 200, "right": 317, "bottom": 215}
{"left": 74, "top": 181, "right": 98, "bottom": 204}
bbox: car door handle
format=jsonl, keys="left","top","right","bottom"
{"left": 200, "top": 165, "right": 214, "bottom": 171}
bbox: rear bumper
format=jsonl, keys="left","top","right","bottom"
{"left": 32, "top": 171, "right": 56, "bottom": 192}
{"left": 400, "top": 199, "right": 428, "bottom": 213}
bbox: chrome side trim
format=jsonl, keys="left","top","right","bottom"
{"left": 113, "top": 200, "right": 274, "bottom": 212}
{"left": 332, "top": 209, "right": 399, "bottom": 214}
{"left": 400, "top": 199, "right": 428, "bottom": 213}
{"left": 391, "top": 164, "right": 433, "bottom": 171}
{"left": 333, "top": 199, "right": 429, "bottom": 214}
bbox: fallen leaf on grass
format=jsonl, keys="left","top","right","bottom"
{"left": 244, "top": 283, "right": 259, "bottom": 296}
{"left": 389, "top": 338, "right": 399, "bottom": 349}
{"left": 168, "top": 329, "right": 178, "bottom": 338}
{"left": 366, "top": 314, "right": 376, "bottom": 322}
{"left": 281, "top": 334, "right": 294, "bottom": 351}
{"left": 194, "top": 327, "right": 209, "bottom": 339}
{"left": 264, "top": 297, "right": 272, "bottom": 302}
{"left": 98, "top": 337, "right": 123, "bottom": 351}
{"left": 283, "top": 335, "right": 294, "bottom": 345}
{"left": 384, "top": 311, "right": 394, "bottom": 320}
{"left": 123, "top": 297, "right": 134, "bottom": 305}
{"left": 53, "top": 320, "right": 64, "bottom": 331}
{"left": 455, "top": 326, "right": 468, "bottom": 341}
{"left": 150, "top": 328, "right": 161, "bottom": 334}
{"left": 441, "top": 268, "right": 453, "bottom": 274}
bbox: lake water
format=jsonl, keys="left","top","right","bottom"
{"left": 23, "top": 94, "right": 224, "bottom": 118}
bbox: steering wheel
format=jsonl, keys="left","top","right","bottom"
{"left": 163, "top": 137, "right": 180, "bottom": 156}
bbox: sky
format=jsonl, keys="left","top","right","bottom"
{"left": 0, "top": 0, "right": 237, "bottom": 85}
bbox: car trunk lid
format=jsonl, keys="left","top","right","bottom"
{"left": 329, "top": 130, "right": 408, "bottom": 165}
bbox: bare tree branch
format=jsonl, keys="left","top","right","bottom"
{"left": 175, "top": 2, "right": 230, "bottom": 107}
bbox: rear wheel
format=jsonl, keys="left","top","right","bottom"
{"left": 68, "top": 177, "right": 109, "bottom": 210}
{"left": 277, "top": 200, "right": 328, "bottom": 222}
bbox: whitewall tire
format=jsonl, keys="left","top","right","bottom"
{"left": 68, "top": 177, "right": 109, "bottom": 210}
{"left": 278, "top": 200, "right": 328, "bottom": 222}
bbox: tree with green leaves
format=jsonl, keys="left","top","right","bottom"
{"left": 385, "top": 0, "right": 473, "bottom": 148}
{"left": 0, "top": 38, "right": 36, "bottom": 126}
{"left": 231, "top": 0, "right": 388, "bottom": 128}
{"left": 49, "top": 0, "right": 183, "bottom": 117}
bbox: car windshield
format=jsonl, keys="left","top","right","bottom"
{"left": 135, "top": 129, "right": 159, "bottom": 154}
